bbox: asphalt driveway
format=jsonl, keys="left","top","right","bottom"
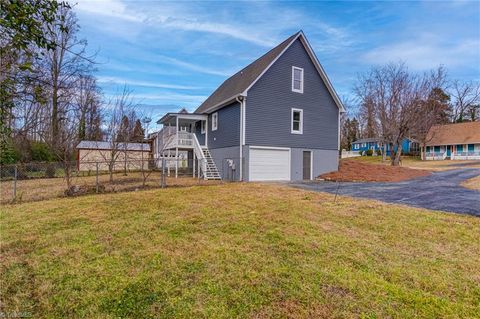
{"left": 291, "top": 168, "right": 480, "bottom": 216}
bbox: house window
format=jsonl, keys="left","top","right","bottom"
{"left": 354, "top": 144, "right": 358, "bottom": 150}
{"left": 212, "top": 112, "right": 218, "bottom": 131}
{"left": 292, "top": 66, "right": 304, "bottom": 93}
{"left": 200, "top": 120, "right": 206, "bottom": 134}
{"left": 291, "top": 108, "right": 303, "bottom": 134}
{"left": 362, "top": 143, "right": 366, "bottom": 148}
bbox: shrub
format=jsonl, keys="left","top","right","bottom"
{"left": 31, "top": 142, "right": 55, "bottom": 162}
{"left": 376, "top": 149, "right": 382, "bottom": 156}
{"left": 358, "top": 151, "right": 363, "bottom": 156}
{"left": 366, "top": 149, "right": 374, "bottom": 156}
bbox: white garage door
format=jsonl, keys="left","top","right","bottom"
{"left": 249, "top": 147, "right": 290, "bottom": 181}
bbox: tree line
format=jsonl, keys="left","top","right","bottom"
{"left": 0, "top": 0, "right": 147, "bottom": 171}
{"left": 341, "top": 63, "right": 479, "bottom": 165}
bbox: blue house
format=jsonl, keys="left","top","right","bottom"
{"left": 351, "top": 138, "right": 419, "bottom": 156}
{"left": 152, "top": 31, "right": 345, "bottom": 181}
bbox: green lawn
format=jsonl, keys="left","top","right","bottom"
{"left": 1, "top": 183, "right": 479, "bottom": 318}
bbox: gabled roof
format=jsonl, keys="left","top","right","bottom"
{"left": 426, "top": 121, "right": 480, "bottom": 146}
{"left": 76, "top": 141, "right": 151, "bottom": 151}
{"left": 353, "top": 138, "right": 381, "bottom": 144}
{"left": 194, "top": 31, "right": 345, "bottom": 114}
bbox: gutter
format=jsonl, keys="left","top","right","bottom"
{"left": 236, "top": 95, "right": 246, "bottom": 181}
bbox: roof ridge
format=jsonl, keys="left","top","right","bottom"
{"left": 194, "top": 31, "right": 300, "bottom": 114}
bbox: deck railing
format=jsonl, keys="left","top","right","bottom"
{"left": 451, "top": 151, "right": 480, "bottom": 160}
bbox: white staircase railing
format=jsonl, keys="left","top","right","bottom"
{"left": 192, "top": 134, "right": 207, "bottom": 178}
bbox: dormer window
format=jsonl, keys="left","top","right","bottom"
{"left": 292, "top": 66, "right": 304, "bottom": 93}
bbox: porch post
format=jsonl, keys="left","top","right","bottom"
{"left": 175, "top": 116, "right": 179, "bottom": 178}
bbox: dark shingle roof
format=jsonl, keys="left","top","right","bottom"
{"left": 194, "top": 32, "right": 300, "bottom": 114}
{"left": 353, "top": 138, "right": 381, "bottom": 144}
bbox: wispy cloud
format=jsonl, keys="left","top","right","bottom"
{"left": 156, "top": 55, "right": 232, "bottom": 77}
{"left": 97, "top": 76, "right": 202, "bottom": 90}
{"left": 362, "top": 34, "right": 479, "bottom": 70}
{"left": 76, "top": 0, "right": 275, "bottom": 47}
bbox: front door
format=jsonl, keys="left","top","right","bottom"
{"left": 303, "top": 151, "right": 311, "bottom": 180}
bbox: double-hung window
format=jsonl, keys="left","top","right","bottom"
{"left": 212, "top": 112, "right": 218, "bottom": 131}
{"left": 200, "top": 120, "right": 206, "bottom": 134}
{"left": 292, "top": 66, "right": 304, "bottom": 93}
{"left": 291, "top": 108, "right": 303, "bottom": 134}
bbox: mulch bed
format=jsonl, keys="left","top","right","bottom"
{"left": 319, "top": 159, "right": 431, "bottom": 182}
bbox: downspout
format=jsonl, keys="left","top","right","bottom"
{"left": 236, "top": 95, "right": 245, "bottom": 181}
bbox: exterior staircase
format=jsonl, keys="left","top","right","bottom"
{"left": 202, "top": 148, "right": 221, "bottom": 180}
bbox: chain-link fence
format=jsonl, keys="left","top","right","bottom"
{"left": 0, "top": 157, "right": 237, "bottom": 204}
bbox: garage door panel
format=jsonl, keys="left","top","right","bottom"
{"left": 249, "top": 148, "right": 290, "bottom": 181}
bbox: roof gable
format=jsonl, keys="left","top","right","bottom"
{"left": 194, "top": 31, "right": 345, "bottom": 114}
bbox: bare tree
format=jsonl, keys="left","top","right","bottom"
{"left": 355, "top": 62, "right": 449, "bottom": 166}
{"left": 94, "top": 86, "right": 137, "bottom": 182}
{"left": 410, "top": 68, "right": 449, "bottom": 159}
{"left": 42, "top": 6, "right": 94, "bottom": 141}
{"left": 449, "top": 80, "right": 480, "bottom": 123}
{"left": 76, "top": 74, "right": 102, "bottom": 140}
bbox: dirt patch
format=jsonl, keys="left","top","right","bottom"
{"left": 319, "top": 159, "right": 431, "bottom": 182}
{"left": 461, "top": 175, "right": 480, "bottom": 191}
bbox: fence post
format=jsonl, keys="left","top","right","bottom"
{"left": 96, "top": 162, "right": 99, "bottom": 193}
{"left": 161, "top": 158, "right": 166, "bottom": 188}
{"left": 13, "top": 164, "right": 17, "bottom": 201}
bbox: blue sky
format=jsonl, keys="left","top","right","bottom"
{"left": 74, "top": 0, "right": 480, "bottom": 129}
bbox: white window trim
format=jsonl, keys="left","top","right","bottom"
{"left": 200, "top": 120, "right": 206, "bottom": 134}
{"left": 291, "top": 108, "right": 303, "bottom": 134}
{"left": 212, "top": 112, "right": 218, "bottom": 131}
{"left": 292, "top": 66, "right": 304, "bottom": 93}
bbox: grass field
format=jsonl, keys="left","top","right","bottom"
{"left": 1, "top": 183, "right": 479, "bottom": 318}
{"left": 461, "top": 175, "right": 480, "bottom": 191}
{"left": 350, "top": 156, "right": 480, "bottom": 171}
{"left": 0, "top": 172, "right": 220, "bottom": 204}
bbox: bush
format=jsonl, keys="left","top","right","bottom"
{"left": 0, "top": 138, "right": 20, "bottom": 164}
{"left": 376, "top": 149, "right": 382, "bottom": 156}
{"left": 358, "top": 151, "right": 363, "bottom": 156}
{"left": 366, "top": 149, "right": 374, "bottom": 156}
{"left": 31, "top": 142, "right": 55, "bottom": 162}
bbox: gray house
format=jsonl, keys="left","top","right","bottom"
{"left": 153, "top": 31, "right": 345, "bottom": 181}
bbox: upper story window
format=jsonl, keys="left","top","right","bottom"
{"left": 292, "top": 66, "right": 304, "bottom": 93}
{"left": 291, "top": 108, "right": 303, "bottom": 134}
{"left": 200, "top": 120, "right": 206, "bottom": 134}
{"left": 212, "top": 112, "right": 218, "bottom": 131}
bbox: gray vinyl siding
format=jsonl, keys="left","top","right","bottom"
{"left": 208, "top": 101, "right": 240, "bottom": 149}
{"left": 209, "top": 146, "right": 241, "bottom": 181}
{"left": 290, "top": 148, "right": 338, "bottom": 181}
{"left": 194, "top": 121, "right": 205, "bottom": 145}
{"left": 245, "top": 38, "right": 339, "bottom": 150}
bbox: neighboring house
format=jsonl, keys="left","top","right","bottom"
{"left": 351, "top": 138, "right": 419, "bottom": 156}
{"left": 152, "top": 31, "right": 345, "bottom": 181}
{"left": 76, "top": 141, "right": 151, "bottom": 171}
{"left": 425, "top": 121, "right": 480, "bottom": 160}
